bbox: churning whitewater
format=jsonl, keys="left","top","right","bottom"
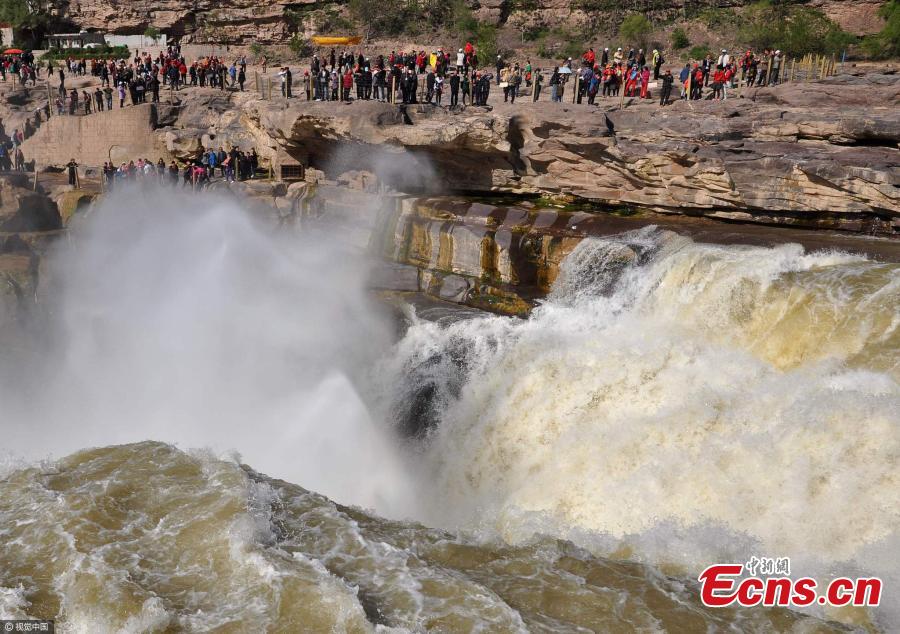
{"left": 379, "top": 226, "right": 899, "bottom": 626}
{"left": 0, "top": 193, "right": 897, "bottom": 631}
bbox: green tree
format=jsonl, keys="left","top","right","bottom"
{"left": 476, "top": 23, "right": 498, "bottom": 61}
{"left": 284, "top": 8, "right": 306, "bottom": 30}
{"left": 619, "top": 13, "right": 652, "bottom": 49}
{"left": 143, "top": 26, "right": 161, "bottom": 43}
{"left": 862, "top": 0, "right": 900, "bottom": 58}
{"left": 671, "top": 27, "right": 689, "bottom": 50}
{"left": 0, "top": 0, "right": 53, "bottom": 45}
{"left": 738, "top": 1, "right": 854, "bottom": 56}
{"left": 289, "top": 35, "right": 313, "bottom": 59}
{"left": 688, "top": 44, "right": 711, "bottom": 60}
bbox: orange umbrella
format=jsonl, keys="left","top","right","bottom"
{"left": 3, "top": 48, "right": 23, "bottom": 54}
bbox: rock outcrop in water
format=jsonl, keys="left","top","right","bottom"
{"left": 148, "top": 73, "right": 900, "bottom": 234}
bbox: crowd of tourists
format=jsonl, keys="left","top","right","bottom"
{"left": 1, "top": 51, "right": 40, "bottom": 86}
{"left": 94, "top": 147, "right": 261, "bottom": 190}
{"left": 17, "top": 39, "right": 792, "bottom": 117}
{"left": 296, "top": 44, "right": 789, "bottom": 106}
{"left": 43, "top": 44, "right": 252, "bottom": 116}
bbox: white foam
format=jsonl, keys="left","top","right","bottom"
{"left": 381, "top": 228, "right": 900, "bottom": 626}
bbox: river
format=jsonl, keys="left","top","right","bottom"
{"left": 0, "top": 190, "right": 897, "bottom": 631}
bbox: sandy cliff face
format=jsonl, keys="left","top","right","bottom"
{"left": 193, "top": 73, "right": 896, "bottom": 233}
{"left": 49, "top": 0, "right": 307, "bottom": 42}
{"left": 48, "top": 0, "right": 884, "bottom": 43}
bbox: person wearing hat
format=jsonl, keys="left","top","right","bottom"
{"left": 652, "top": 48, "right": 663, "bottom": 80}
{"left": 717, "top": 49, "right": 730, "bottom": 68}
{"left": 456, "top": 48, "right": 465, "bottom": 72}
{"left": 601, "top": 47, "right": 609, "bottom": 65}
{"left": 613, "top": 47, "right": 623, "bottom": 64}
{"left": 495, "top": 54, "right": 503, "bottom": 85}
{"left": 769, "top": 50, "right": 782, "bottom": 85}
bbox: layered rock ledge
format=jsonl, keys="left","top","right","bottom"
{"left": 154, "top": 72, "right": 900, "bottom": 234}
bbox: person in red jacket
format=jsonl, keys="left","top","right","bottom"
{"left": 583, "top": 48, "right": 595, "bottom": 68}
{"left": 342, "top": 69, "right": 353, "bottom": 101}
{"left": 722, "top": 64, "right": 735, "bottom": 99}
{"left": 711, "top": 67, "right": 724, "bottom": 99}
{"left": 691, "top": 64, "right": 704, "bottom": 100}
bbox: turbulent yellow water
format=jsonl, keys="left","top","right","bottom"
{"left": 1, "top": 195, "right": 897, "bottom": 632}
{"left": 0, "top": 442, "right": 842, "bottom": 632}
{"left": 382, "top": 227, "right": 899, "bottom": 629}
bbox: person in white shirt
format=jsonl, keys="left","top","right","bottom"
{"left": 718, "top": 49, "right": 731, "bottom": 68}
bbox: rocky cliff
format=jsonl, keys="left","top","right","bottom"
{"left": 157, "top": 72, "right": 899, "bottom": 234}
{"left": 46, "top": 0, "right": 884, "bottom": 44}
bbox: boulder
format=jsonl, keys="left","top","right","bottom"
{"left": 0, "top": 179, "right": 62, "bottom": 233}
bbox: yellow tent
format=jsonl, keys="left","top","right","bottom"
{"left": 312, "top": 36, "right": 362, "bottom": 46}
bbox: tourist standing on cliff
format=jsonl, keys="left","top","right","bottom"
{"left": 660, "top": 69, "right": 673, "bottom": 105}
{"left": 769, "top": 50, "right": 782, "bottom": 85}
{"left": 66, "top": 159, "right": 78, "bottom": 187}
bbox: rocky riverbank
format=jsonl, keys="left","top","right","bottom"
{"left": 3, "top": 70, "right": 898, "bottom": 326}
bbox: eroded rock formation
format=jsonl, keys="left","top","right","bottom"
{"left": 46, "top": 0, "right": 884, "bottom": 43}
{"left": 156, "top": 72, "right": 899, "bottom": 233}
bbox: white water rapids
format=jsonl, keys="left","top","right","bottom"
{"left": 379, "top": 226, "right": 900, "bottom": 626}
{"left": 0, "top": 192, "right": 897, "bottom": 630}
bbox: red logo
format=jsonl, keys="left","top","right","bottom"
{"left": 699, "top": 559, "right": 881, "bottom": 608}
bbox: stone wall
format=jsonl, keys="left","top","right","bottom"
{"left": 22, "top": 104, "right": 171, "bottom": 169}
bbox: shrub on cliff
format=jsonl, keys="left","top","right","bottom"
{"left": 738, "top": 1, "right": 854, "bottom": 56}
{"left": 861, "top": 0, "right": 900, "bottom": 59}
{"left": 688, "top": 44, "right": 711, "bottom": 61}
{"left": 289, "top": 35, "right": 314, "bottom": 59}
{"left": 618, "top": 13, "right": 652, "bottom": 50}
{"left": 671, "top": 27, "right": 690, "bottom": 50}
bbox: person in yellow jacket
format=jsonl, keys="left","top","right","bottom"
{"left": 500, "top": 65, "right": 511, "bottom": 101}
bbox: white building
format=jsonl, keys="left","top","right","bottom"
{"left": 0, "top": 23, "right": 14, "bottom": 47}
